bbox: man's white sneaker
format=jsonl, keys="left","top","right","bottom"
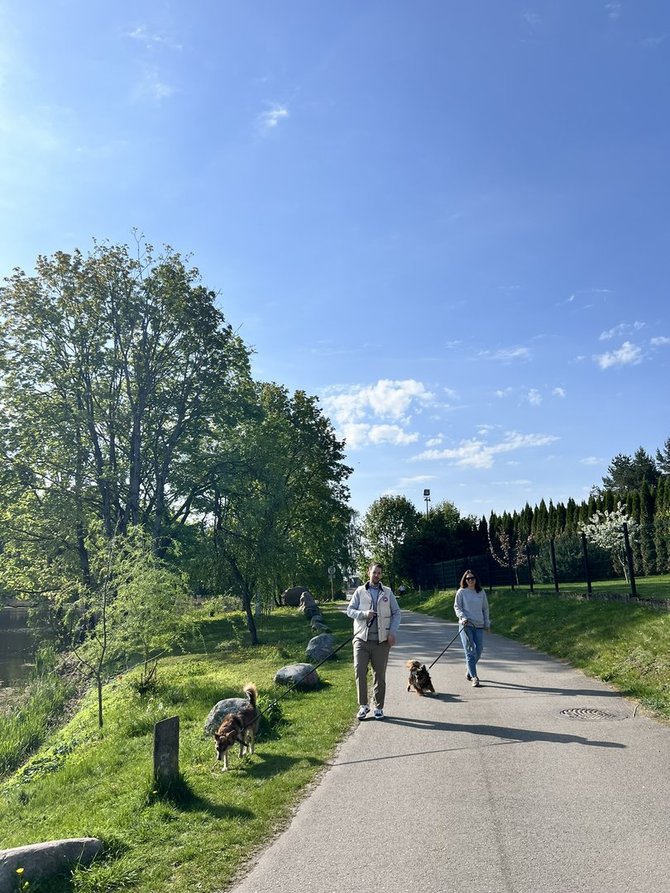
{"left": 373, "top": 708, "right": 384, "bottom": 719}
{"left": 357, "top": 705, "right": 370, "bottom": 720}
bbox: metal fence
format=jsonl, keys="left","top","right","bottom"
{"left": 424, "top": 521, "right": 670, "bottom": 603}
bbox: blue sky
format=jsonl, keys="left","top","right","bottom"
{"left": 1, "top": 1, "right": 669, "bottom": 521}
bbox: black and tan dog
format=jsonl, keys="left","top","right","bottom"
{"left": 406, "top": 660, "right": 435, "bottom": 696}
{"left": 213, "top": 683, "right": 260, "bottom": 771}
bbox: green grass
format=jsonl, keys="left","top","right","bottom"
{"left": 0, "top": 674, "right": 76, "bottom": 776}
{"left": 402, "top": 588, "right": 670, "bottom": 720}
{"left": 501, "top": 574, "right": 670, "bottom": 601}
{"left": 0, "top": 605, "right": 358, "bottom": 893}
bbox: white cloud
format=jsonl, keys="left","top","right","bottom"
{"left": 595, "top": 341, "right": 643, "bottom": 369}
{"left": 650, "top": 336, "right": 670, "bottom": 347}
{"left": 322, "top": 379, "right": 435, "bottom": 426}
{"left": 411, "top": 431, "right": 559, "bottom": 469}
{"left": 527, "top": 389, "right": 542, "bottom": 406}
{"left": 599, "top": 321, "right": 644, "bottom": 341}
{"left": 478, "top": 346, "right": 531, "bottom": 362}
{"left": 259, "top": 104, "right": 289, "bottom": 130}
{"left": 580, "top": 456, "right": 601, "bottom": 465}
{"left": 425, "top": 435, "right": 443, "bottom": 447}
{"left": 552, "top": 387, "right": 566, "bottom": 398}
{"left": 341, "top": 422, "right": 418, "bottom": 449}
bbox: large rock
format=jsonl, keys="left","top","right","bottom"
{"left": 203, "top": 697, "right": 249, "bottom": 736}
{"left": 298, "top": 590, "right": 317, "bottom": 612}
{"left": 274, "top": 663, "right": 320, "bottom": 689}
{"left": 306, "top": 634, "right": 337, "bottom": 663}
{"left": 282, "top": 586, "right": 308, "bottom": 607}
{"left": 310, "top": 617, "right": 330, "bottom": 633}
{"left": 0, "top": 838, "right": 103, "bottom": 889}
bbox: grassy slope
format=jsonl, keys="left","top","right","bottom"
{"left": 0, "top": 605, "right": 358, "bottom": 893}
{"left": 402, "top": 588, "right": 670, "bottom": 718}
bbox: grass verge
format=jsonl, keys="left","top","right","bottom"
{"left": 402, "top": 588, "right": 670, "bottom": 720}
{"left": 0, "top": 604, "right": 357, "bottom": 893}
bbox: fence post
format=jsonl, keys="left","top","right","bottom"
{"left": 550, "top": 537, "right": 560, "bottom": 593}
{"left": 622, "top": 522, "right": 638, "bottom": 598}
{"left": 580, "top": 532, "right": 592, "bottom": 596}
{"left": 526, "top": 550, "right": 534, "bottom": 593}
{"left": 486, "top": 551, "right": 494, "bottom": 593}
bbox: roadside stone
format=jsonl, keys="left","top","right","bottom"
{"left": 203, "top": 697, "right": 249, "bottom": 735}
{"left": 0, "top": 838, "right": 103, "bottom": 889}
{"left": 274, "top": 663, "right": 320, "bottom": 689}
{"left": 282, "top": 586, "right": 308, "bottom": 607}
{"left": 306, "top": 634, "right": 337, "bottom": 663}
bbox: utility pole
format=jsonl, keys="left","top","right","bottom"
{"left": 423, "top": 488, "right": 431, "bottom": 517}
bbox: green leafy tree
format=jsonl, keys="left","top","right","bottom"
{"left": 361, "top": 495, "right": 421, "bottom": 586}
{"left": 193, "top": 383, "right": 352, "bottom": 642}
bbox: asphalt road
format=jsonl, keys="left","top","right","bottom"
{"left": 226, "top": 609, "right": 670, "bottom": 893}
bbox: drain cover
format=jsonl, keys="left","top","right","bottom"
{"left": 559, "top": 707, "right": 620, "bottom": 721}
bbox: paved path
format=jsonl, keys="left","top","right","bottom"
{"left": 228, "top": 610, "right": 670, "bottom": 893}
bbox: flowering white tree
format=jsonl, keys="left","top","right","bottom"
{"left": 579, "top": 502, "right": 639, "bottom": 581}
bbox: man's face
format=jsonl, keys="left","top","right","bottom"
{"left": 369, "top": 565, "right": 382, "bottom": 586}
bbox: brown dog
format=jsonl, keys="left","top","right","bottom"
{"left": 406, "top": 660, "right": 435, "bottom": 696}
{"left": 213, "top": 683, "right": 259, "bottom": 771}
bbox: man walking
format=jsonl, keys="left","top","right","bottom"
{"left": 346, "top": 562, "right": 400, "bottom": 720}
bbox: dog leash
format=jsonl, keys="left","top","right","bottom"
{"left": 427, "top": 625, "right": 465, "bottom": 670}
{"left": 234, "top": 613, "right": 381, "bottom": 733}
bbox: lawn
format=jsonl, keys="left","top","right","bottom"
{"left": 0, "top": 604, "right": 359, "bottom": 893}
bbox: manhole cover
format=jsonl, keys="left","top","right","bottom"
{"left": 559, "top": 707, "right": 621, "bottom": 721}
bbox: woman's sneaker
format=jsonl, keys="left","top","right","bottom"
{"left": 357, "top": 705, "right": 370, "bottom": 720}
{"left": 472, "top": 677, "right": 480, "bottom": 687}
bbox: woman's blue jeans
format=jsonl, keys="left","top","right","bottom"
{"left": 459, "top": 625, "right": 484, "bottom": 678}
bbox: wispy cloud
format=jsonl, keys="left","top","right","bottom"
{"left": 641, "top": 34, "right": 667, "bottom": 47}
{"left": 411, "top": 431, "right": 559, "bottom": 469}
{"left": 599, "top": 321, "right": 644, "bottom": 341}
{"left": 606, "top": 2, "right": 622, "bottom": 20}
{"left": 126, "top": 25, "right": 183, "bottom": 51}
{"left": 478, "top": 346, "right": 531, "bottom": 362}
{"left": 650, "top": 336, "right": 670, "bottom": 347}
{"left": 595, "top": 341, "right": 643, "bottom": 369}
{"left": 552, "top": 387, "right": 566, "bottom": 398}
{"left": 580, "top": 456, "right": 601, "bottom": 465}
{"left": 526, "top": 388, "right": 542, "bottom": 406}
{"left": 134, "top": 66, "right": 176, "bottom": 102}
{"left": 258, "top": 104, "right": 289, "bottom": 131}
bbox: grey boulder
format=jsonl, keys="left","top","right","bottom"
{"left": 274, "top": 663, "right": 320, "bottom": 689}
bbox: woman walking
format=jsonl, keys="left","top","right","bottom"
{"left": 454, "top": 569, "right": 490, "bottom": 687}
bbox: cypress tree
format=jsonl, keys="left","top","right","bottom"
{"left": 639, "top": 482, "right": 657, "bottom": 575}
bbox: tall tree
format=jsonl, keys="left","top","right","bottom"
{"left": 193, "top": 383, "right": 352, "bottom": 642}
{"left": 0, "top": 241, "right": 252, "bottom": 598}
{"left": 361, "top": 495, "right": 421, "bottom": 586}
{"left": 602, "top": 447, "right": 658, "bottom": 494}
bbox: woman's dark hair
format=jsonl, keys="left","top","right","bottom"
{"left": 459, "top": 569, "right": 482, "bottom": 592}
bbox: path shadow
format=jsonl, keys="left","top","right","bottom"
{"left": 332, "top": 717, "right": 625, "bottom": 766}
{"left": 482, "top": 679, "right": 621, "bottom": 698}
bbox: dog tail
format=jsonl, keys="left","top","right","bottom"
{"left": 243, "top": 683, "right": 257, "bottom": 709}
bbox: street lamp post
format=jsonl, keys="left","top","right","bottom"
{"left": 423, "top": 488, "right": 431, "bottom": 517}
